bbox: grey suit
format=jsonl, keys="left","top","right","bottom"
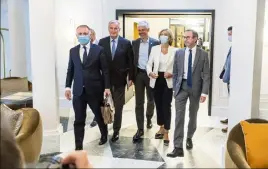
{"left": 132, "top": 37, "right": 159, "bottom": 130}
{"left": 172, "top": 47, "right": 210, "bottom": 148}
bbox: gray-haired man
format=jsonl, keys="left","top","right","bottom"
{"left": 131, "top": 21, "right": 159, "bottom": 143}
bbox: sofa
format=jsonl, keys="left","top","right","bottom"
{"left": 15, "top": 108, "right": 43, "bottom": 164}
{"left": 0, "top": 77, "right": 31, "bottom": 97}
{"left": 225, "top": 118, "right": 268, "bottom": 168}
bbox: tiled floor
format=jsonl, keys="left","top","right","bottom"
{"left": 38, "top": 96, "right": 228, "bottom": 168}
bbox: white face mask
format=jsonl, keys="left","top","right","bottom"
{"left": 228, "top": 35, "right": 232, "bottom": 42}
{"left": 159, "top": 35, "right": 169, "bottom": 44}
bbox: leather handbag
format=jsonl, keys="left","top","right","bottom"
{"left": 101, "top": 95, "right": 114, "bottom": 124}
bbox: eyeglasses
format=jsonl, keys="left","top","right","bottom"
{"left": 183, "top": 36, "right": 192, "bottom": 40}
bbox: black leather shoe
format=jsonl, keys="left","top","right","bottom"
{"left": 75, "top": 146, "right": 83, "bottom": 150}
{"left": 164, "top": 140, "right": 169, "bottom": 146}
{"left": 155, "top": 133, "right": 164, "bottom": 139}
{"left": 111, "top": 132, "right": 119, "bottom": 142}
{"left": 186, "top": 138, "right": 193, "bottom": 150}
{"left": 90, "top": 120, "right": 97, "bottom": 127}
{"left": 167, "top": 148, "right": 184, "bottom": 158}
{"left": 220, "top": 118, "right": 228, "bottom": 124}
{"left": 99, "top": 136, "right": 107, "bottom": 145}
{"left": 133, "top": 129, "right": 144, "bottom": 143}
{"left": 147, "top": 119, "right": 153, "bottom": 129}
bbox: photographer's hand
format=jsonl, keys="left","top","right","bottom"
{"left": 61, "top": 151, "right": 92, "bottom": 168}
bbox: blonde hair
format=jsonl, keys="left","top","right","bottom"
{"left": 158, "top": 28, "right": 174, "bottom": 46}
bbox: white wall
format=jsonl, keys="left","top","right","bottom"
{"left": 0, "top": 0, "right": 11, "bottom": 78}
{"left": 1, "top": 0, "right": 32, "bottom": 80}
{"left": 53, "top": 0, "right": 268, "bottom": 118}
{"left": 55, "top": 0, "right": 103, "bottom": 106}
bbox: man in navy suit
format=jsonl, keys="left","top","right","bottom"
{"left": 65, "top": 25, "right": 111, "bottom": 150}
{"left": 98, "top": 20, "right": 134, "bottom": 142}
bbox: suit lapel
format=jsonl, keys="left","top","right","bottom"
{"left": 165, "top": 46, "right": 173, "bottom": 65}
{"left": 85, "top": 44, "right": 94, "bottom": 66}
{"left": 74, "top": 45, "right": 83, "bottom": 65}
{"left": 148, "top": 38, "right": 154, "bottom": 55}
{"left": 105, "top": 37, "right": 113, "bottom": 62}
{"left": 114, "top": 37, "right": 122, "bottom": 59}
{"left": 181, "top": 49, "right": 185, "bottom": 74}
{"left": 192, "top": 47, "right": 200, "bottom": 73}
{"left": 135, "top": 39, "right": 141, "bottom": 65}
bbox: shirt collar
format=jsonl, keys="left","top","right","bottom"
{"left": 186, "top": 45, "right": 197, "bottom": 52}
{"left": 110, "top": 36, "right": 119, "bottom": 42}
{"left": 80, "top": 43, "right": 90, "bottom": 49}
{"left": 140, "top": 38, "right": 149, "bottom": 43}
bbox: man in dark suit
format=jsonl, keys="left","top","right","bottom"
{"left": 131, "top": 21, "right": 159, "bottom": 143}
{"left": 98, "top": 20, "right": 134, "bottom": 142}
{"left": 65, "top": 25, "right": 111, "bottom": 150}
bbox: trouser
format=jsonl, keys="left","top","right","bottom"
{"left": 173, "top": 80, "right": 200, "bottom": 148}
{"left": 73, "top": 88, "right": 107, "bottom": 148}
{"left": 111, "top": 85, "right": 125, "bottom": 133}
{"left": 153, "top": 72, "right": 172, "bottom": 130}
{"left": 134, "top": 68, "right": 155, "bottom": 130}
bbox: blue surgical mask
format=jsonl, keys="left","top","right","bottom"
{"left": 159, "top": 35, "right": 169, "bottom": 44}
{"left": 228, "top": 35, "right": 232, "bottom": 42}
{"left": 78, "top": 35, "right": 90, "bottom": 45}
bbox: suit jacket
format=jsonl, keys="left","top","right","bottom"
{"left": 98, "top": 36, "right": 134, "bottom": 87}
{"left": 132, "top": 37, "right": 159, "bottom": 81}
{"left": 173, "top": 47, "right": 210, "bottom": 97}
{"left": 65, "top": 44, "right": 110, "bottom": 96}
{"left": 220, "top": 47, "right": 232, "bottom": 84}
{"left": 146, "top": 45, "right": 177, "bottom": 88}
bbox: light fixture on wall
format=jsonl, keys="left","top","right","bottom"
{"left": 0, "top": 28, "right": 9, "bottom": 78}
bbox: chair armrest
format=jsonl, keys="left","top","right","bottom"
{"left": 227, "top": 141, "right": 251, "bottom": 168}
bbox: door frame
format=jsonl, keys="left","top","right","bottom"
{"left": 116, "top": 9, "right": 215, "bottom": 116}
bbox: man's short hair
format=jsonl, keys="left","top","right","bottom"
{"left": 76, "top": 25, "right": 90, "bottom": 30}
{"left": 228, "top": 26, "right": 232, "bottom": 31}
{"left": 108, "top": 20, "right": 120, "bottom": 28}
{"left": 137, "top": 21, "right": 150, "bottom": 29}
{"left": 185, "top": 29, "right": 199, "bottom": 38}
{"left": 1, "top": 112, "right": 24, "bottom": 168}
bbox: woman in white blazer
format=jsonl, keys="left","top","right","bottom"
{"left": 146, "top": 29, "right": 176, "bottom": 146}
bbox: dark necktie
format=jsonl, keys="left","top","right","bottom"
{"left": 187, "top": 49, "right": 192, "bottom": 88}
{"left": 111, "top": 39, "right": 116, "bottom": 60}
{"left": 83, "top": 46, "right": 87, "bottom": 65}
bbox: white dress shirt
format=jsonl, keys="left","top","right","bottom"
{"left": 79, "top": 43, "right": 90, "bottom": 63}
{"left": 66, "top": 43, "right": 90, "bottom": 91}
{"left": 158, "top": 52, "right": 168, "bottom": 72}
{"left": 183, "top": 45, "right": 196, "bottom": 79}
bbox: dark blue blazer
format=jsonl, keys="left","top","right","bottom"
{"left": 65, "top": 44, "right": 110, "bottom": 96}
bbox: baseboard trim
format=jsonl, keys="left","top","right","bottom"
{"left": 259, "top": 108, "right": 268, "bottom": 120}
{"left": 211, "top": 106, "right": 229, "bottom": 117}
{"left": 41, "top": 124, "right": 63, "bottom": 154}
